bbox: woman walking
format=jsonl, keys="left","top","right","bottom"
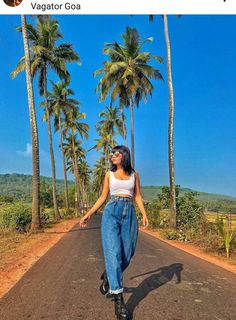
{"left": 79, "top": 145, "right": 149, "bottom": 320}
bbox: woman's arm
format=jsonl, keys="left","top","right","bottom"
{"left": 134, "top": 172, "right": 149, "bottom": 228}
{"left": 79, "top": 172, "right": 110, "bottom": 227}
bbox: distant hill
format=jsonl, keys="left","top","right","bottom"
{"left": 0, "top": 173, "right": 235, "bottom": 207}
{"left": 140, "top": 186, "right": 236, "bottom": 202}
{"left": 0, "top": 173, "right": 73, "bottom": 201}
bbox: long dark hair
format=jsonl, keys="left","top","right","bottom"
{"left": 110, "top": 145, "right": 135, "bottom": 175}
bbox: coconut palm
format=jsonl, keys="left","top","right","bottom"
{"left": 96, "top": 106, "right": 125, "bottom": 148}
{"left": 78, "top": 160, "right": 91, "bottom": 210}
{"left": 20, "top": 15, "right": 41, "bottom": 231}
{"left": 94, "top": 27, "right": 163, "bottom": 167}
{"left": 95, "top": 127, "right": 118, "bottom": 170}
{"left": 63, "top": 134, "right": 86, "bottom": 214}
{"left": 63, "top": 108, "right": 89, "bottom": 214}
{"left": 149, "top": 15, "right": 177, "bottom": 228}
{"left": 45, "top": 80, "right": 81, "bottom": 214}
{"left": 92, "top": 155, "right": 106, "bottom": 198}
{"left": 12, "top": 16, "right": 80, "bottom": 220}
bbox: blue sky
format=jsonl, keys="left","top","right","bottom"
{"left": 0, "top": 15, "right": 236, "bottom": 197}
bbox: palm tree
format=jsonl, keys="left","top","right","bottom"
{"left": 45, "top": 80, "right": 81, "bottom": 214}
{"left": 20, "top": 15, "right": 41, "bottom": 231}
{"left": 78, "top": 160, "right": 91, "bottom": 210}
{"left": 63, "top": 134, "right": 86, "bottom": 215}
{"left": 94, "top": 27, "right": 163, "bottom": 167}
{"left": 92, "top": 155, "right": 106, "bottom": 198}
{"left": 149, "top": 15, "right": 177, "bottom": 228}
{"left": 95, "top": 127, "right": 118, "bottom": 170}
{"left": 96, "top": 106, "right": 125, "bottom": 148}
{"left": 12, "top": 17, "right": 80, "bottom": 220}
{"left": 63, "top": 108, "right": 89, "bottom": 214}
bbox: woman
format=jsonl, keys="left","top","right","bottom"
{"left": 79, "top": 145, "right": 149, "bottom": 320}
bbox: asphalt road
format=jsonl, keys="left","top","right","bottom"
{"left": 0, "top": 214, "right": 236, "bottom": 320}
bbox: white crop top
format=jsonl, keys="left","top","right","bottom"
{"left": 109, "top": 171, "right": 135, "bottom": 197}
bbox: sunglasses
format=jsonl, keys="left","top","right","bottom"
{"left": 109, "top": 151, "right": 122, "bottom": 158}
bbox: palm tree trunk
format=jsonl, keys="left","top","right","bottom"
{"left": 58, "top": 115, "right": 70, "bottom": 213}
{"left": 21, "top": 15, "right": 41, "bottom": 232}
{"left": 121, "top": 107, "right": 128, "bottom": 147}
{"left": 163, "top": 14, "right": 177, "bottom": 228}
{"left": 72, "top": 135, "right": 80, "bottom": 216}
{"left": 43, "top": 65, "right": 60, "bottom": 220}
{"left": 129, "top": 97, "right": 135, "bottom": 168}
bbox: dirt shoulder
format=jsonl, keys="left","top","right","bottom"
{"left": 0, "top": 218, "right": 80, "bottom": 299}
{"left": 139, "top": 227, "right": 236, "bottom": 274}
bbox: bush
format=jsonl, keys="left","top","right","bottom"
{"left": 0, "top": 202, "right": 32, "bottom": 232}
{"left": 40, "top": 208, "right": 56, "bottom": 227}
{"left": 177, "top": 192, "right": 204, "bottom": 231}
{"left": 145, "top": 200, "right": 161, "bottom": 228}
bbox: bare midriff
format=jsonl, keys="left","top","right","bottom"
{"left": 113, "top": 194, "right": 132, "bottom": 198}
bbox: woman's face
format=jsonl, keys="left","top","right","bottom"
{"left": 110, "top": 151, "right": 123, "bottom": 165}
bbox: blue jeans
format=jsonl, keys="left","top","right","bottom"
{"left": 101, "top": 195, "right": 139, "bottom": 294}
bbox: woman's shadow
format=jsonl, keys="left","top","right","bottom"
{"left": 124, "top": 263, "right": 183, "bottom": 319}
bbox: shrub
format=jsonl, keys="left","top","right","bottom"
{"left": 40, "top": 208, "right": 56, "bottom": 227}
{"left": 0, "top": 202, "right": 31, "bottom": 232}
{"left": 164, "top": 228, "right": 180, "bottom": 240}
{"left": 177, "top": 192, "right": 204, "bottom": 231}
{"left": 145, "top": 200, "right": 161, "bottom": 228}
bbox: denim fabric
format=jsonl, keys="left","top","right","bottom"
{"left": 101, "top": 195, "right": 139, "bottom": 294}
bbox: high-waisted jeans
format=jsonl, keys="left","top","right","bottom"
{"left": 101, "top": 195, "right": 139, "bottom": 294}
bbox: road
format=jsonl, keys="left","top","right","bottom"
{"left": 0, "top": 214, "right": 236, "bottom": 320}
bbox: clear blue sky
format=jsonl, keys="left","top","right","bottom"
{"left": 0, "top": 15, "right": 236, "bottom": 197}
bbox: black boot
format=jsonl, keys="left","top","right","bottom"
{"left": 100, "top": 270, "right": 109, "bottom": 295}
{"left": 113, "top": 293, "right": 130, "bottom": 320}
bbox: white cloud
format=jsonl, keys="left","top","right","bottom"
{"left": 17, "top": 143, "right": 32, "bottom": 157}
{"left": 17, "top": 143, "right": 49, "bottom": 162}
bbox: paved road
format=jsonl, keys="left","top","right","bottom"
{"left": 0, "top": 214, "right": 236, "bottom": 320}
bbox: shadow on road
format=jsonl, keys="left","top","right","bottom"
{"left": 124, "top": 263, "right": 183, "bottom": 318}
{"left": 46, "top": 227, "right": 100, "bottom": 234}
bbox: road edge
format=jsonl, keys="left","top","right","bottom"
{"left": 139, "top": 227, "right": 236, "bottom": 275}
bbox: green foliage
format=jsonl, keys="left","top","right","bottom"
{"left": 0, "top": 194, "right": 15, "bottom": 204}
{"left": 176, "top": 191, "right": 204, "bottom": 231}
{"left": 216, "top": 215, "right": 236, "bottom": 258}
{"left": 144, "top": 200, "right": 161, "bottom": 228}
{"left": 164, "top": 228, "right": 198, "bottom": 242}
{"left": 40, "top": 181, "right": 53, "bottom": 208}
{"left": 40, "top": 208, "right": 56, "bottom": 227}
{"left": 157, "top": 185, "right": 180, "bottom": 209}
{"left": 0, "top": 202, "right": 32, "bottom": 232}
{"left": 68, "top": 185, "right": 75, "bottom": 207}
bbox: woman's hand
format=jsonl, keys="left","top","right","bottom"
{"left": 79, "top": 214, "right": 91, "bottom": 228}
{"left": 142, "top": 214, "right": 149, "bottom": 228}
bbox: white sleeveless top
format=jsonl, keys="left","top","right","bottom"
{"left": 109, "top": 171, "right": 135, "bottom": 197}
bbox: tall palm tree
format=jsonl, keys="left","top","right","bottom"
{"left": 95, "top": 127, "right": 118, "bottom": 170}
{"left": 63, "top": 108, "right": 89, "bottom": 214}
{"left": 46, "top": 80, "right": 81, "bottom": 214}
{"left": 149, "top": 15, "right": 177, "bottom": 228}
{"left": 163, "top": 15, "right": 177, "bottom": 228}
{"left": 92, "top": 155, "right": 106, "bottom": 198}
{"left": 94, "top": 27, "right": 163, "bottom": 167}
{"left": 12, "top": 17, "right": 80, "bottom": 220}
{"left": 63, "top": 134, "right": 86, "bottom": 215}
{"left": 96, "top": 106, "right": 125, "bottom": 148}
{"left": 20, "top": 15, "right": 41, "bottom": 231}
{"left": 78, "top": 160, "right": 91, "bottom": 210}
